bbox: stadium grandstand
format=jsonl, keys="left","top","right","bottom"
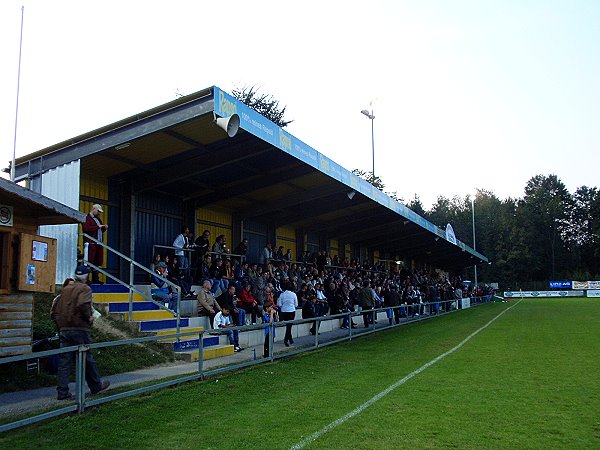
{"left": 13, "top": 85, "right": 487, "bottom": 286}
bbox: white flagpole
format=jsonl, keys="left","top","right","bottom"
{"left": 11, "top": 6, "right": 25, "bottom": 182}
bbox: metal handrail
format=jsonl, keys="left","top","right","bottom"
{"left": 82, "top": 233, "right": 182, "bottom": 335}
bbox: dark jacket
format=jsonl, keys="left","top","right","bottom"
{"left": 51, "top": 281, "right": 93, "bottom": 331}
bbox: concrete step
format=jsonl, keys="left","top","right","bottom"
{"left": 108, "top": 301, "right": 161, "bottom": 313}
{"left": 120, "top": 310, "right": 174, "bottom": 321}
{"left": 139, "top": 318, "right": 190, "bottom": 332}
{"left": 94, "top": 292, "right": 147, "bottom": 303}
{"left": 178, "top": 344, "right": 234, "bottom": 362}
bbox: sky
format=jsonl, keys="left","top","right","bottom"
{"left": 1, "top": 0, "right": 598, "bottom": 209}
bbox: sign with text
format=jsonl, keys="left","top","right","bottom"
{"left": 549, "top": 281, "right": 572, "bottom": 289}
{"left": 504, "top": 290, "right": 584, "bottom": 298}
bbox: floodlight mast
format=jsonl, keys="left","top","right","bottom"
{"left": 360, "top": 109, "right": 375, "bottom": 177}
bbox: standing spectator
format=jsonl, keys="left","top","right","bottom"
{"left": 212, "top": 235, "right": 229, "bottom": 258}
{"left": 259, "top": 243, "right": 273, "bottom": 266}
{"left": 277, "top": 281, "right": 298, "bottom": 347}
{"left": 213, "top": 308, "right": 242, "bottom": 352}
{"left": 302, "top": 294, "right": 319, "bottom": 335}
{"left": 82, "top": 203, "right": 108, "bottom": 284}
{"left": 194, "top": 229, "right": 211, "bottom": 269}
{"left": 263, "top": 303, "right": 276, "bottom": 358}
{"left": 51, "top": 266, "right": 110, "bottom": 399}
{"left": 357, "top": 280, "right": 375, "bottom": 328}
{"left": 275, "top": 246, "right": 285, "bottom": 262}
{"left": 384, "top": 284, "right": 401, "bottom": 325}
{"left": 283, "top": 248, "right": 293, "bottom": 262}
{"left": 172, "top": 226, "right": 191, "bottom": 277}
{"left": 232, "top": 238, "right": 248, "bottom": 266}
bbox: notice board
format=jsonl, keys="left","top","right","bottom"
{"left": 18, "top": 233, "right": 57, "bottom": 293}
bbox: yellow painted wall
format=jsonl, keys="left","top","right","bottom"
{"left": 373, "top": 250, "right": 380, "bottom": 263}
{"left": 276, "top": 226, "right": 297, "bottom": 261}
{"left": 196, "top": 207, "right": 233, "bottom": 251}
{"left": 329, "top": 239, "right": 339, "bottom": 258}
{"left": 345, "top": 244, "right": 351, "bottom": 261}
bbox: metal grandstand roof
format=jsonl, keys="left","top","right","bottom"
{"left": 14, "top": 86, "right": 487, "bottom": 270}
{"left": 0, "top": 177, "right": 85, "bottom": 225}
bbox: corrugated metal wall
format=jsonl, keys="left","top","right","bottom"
{"left": 38, "top": 161, "right": 80, "bottom": 283}
{"left": 306, "top": 231, "right": 319, "bottom": 255}
{"left": 243, "top": 219, "right": 267, "bottom": 264}
{"left": 329, "top": 238, "right": 339, "bottom": 258}
{"left": 135, "top": 192, "right": 183, "bottom": 273}
{"left": 276, "top": 226, "right": 297, "bottom": 261}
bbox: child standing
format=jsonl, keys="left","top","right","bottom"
{"left": 263, "top": 303, "right": 276, "bottom": 358}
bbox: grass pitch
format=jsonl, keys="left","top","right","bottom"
{"left": 1, "top": 299, "right": 598, "bottom": 449}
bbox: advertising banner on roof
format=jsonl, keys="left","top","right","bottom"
{"left": 213, "top": 86, "right": 470, "bottom": 256}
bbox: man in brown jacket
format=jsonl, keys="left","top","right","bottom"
{"left": 197, "top": 280, "right": 221, "bottom": 327}
{"left": 51, "top": 265, "right": 109, "bottom": 400}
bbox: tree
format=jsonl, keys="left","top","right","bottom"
{"left": 519, "top": 174, "right": 573, "bottom": 280}
{"left": 351, "top": 169, "right": 385, "bottom": 191}
{"left": 406, "top": 195, "right": 426, "bottom": 217}
{"left": 231, "top": 85, "right": 293, "bottom": 127}
{"left": 565, "top": 186, "right": 600, "bottom": 277}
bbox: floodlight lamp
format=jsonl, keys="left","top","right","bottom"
{"left": 361, "top": 110, "right": 374, "bottom": 120}
{"left": 347, "top": 191, "right": 356, "bottom": 200}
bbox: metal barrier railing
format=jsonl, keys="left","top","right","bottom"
{"left": 83, "top": 233, "right": 182, "bottom": 334}
{"left": 0, "top": 296, "right": 491, "bottom": 432}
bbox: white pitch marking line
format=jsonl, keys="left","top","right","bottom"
{"left": 290, "top": 300, "right": 522, "bottom": 450}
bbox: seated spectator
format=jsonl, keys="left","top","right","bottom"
{"left": 314, "top": 283, "right": 329, "bottom": 316}
{"left": 239, "top": 282, "right": 260, "bottom": 324}
{"left": 264, "top": 283, "right": 275, "bottom": 309}
{"left": 213, "top": 308, "right": 242, "bottom": 352}
{"left": 283, "top": 248, "right": 292, "bottom": 262}
{"left": 209, "top": 257, "right": 229, "bottom": 294}
{"left": 197, "top": 280, "right": 222, "bottom": 327}
{"left": 168, "top": 255, "right": 195, "bottom": 298}
{"left": 150, "top": 261, "right": 175, "bottom": 309}
{"left": 234, "top": 261, "right": 249, "bottom": 286}
{"left": 217, "top": 284, "right": 246, "bottom": 327}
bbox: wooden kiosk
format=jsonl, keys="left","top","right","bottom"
{"left": 0, "top": 178, "right": 85, "bottom": 357}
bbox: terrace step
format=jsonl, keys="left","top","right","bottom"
{"left": 178, "top": 345, "right": 235, "bottom": 362}
{"left": 94, "top": 292, "right": 147, "bottom": 303}
{"left": 108, "top": 301, "right": 161, "bottom": 313}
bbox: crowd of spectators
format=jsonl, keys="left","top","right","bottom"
{"left": 151, "top": 230, "right": 495, "bottom": 337}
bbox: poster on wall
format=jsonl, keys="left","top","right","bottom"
{"left": 32, "top": 240, "right": 48, "bottom": 262}
{"left": 26, "top": 264, "right": 36, "bottom": 285}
